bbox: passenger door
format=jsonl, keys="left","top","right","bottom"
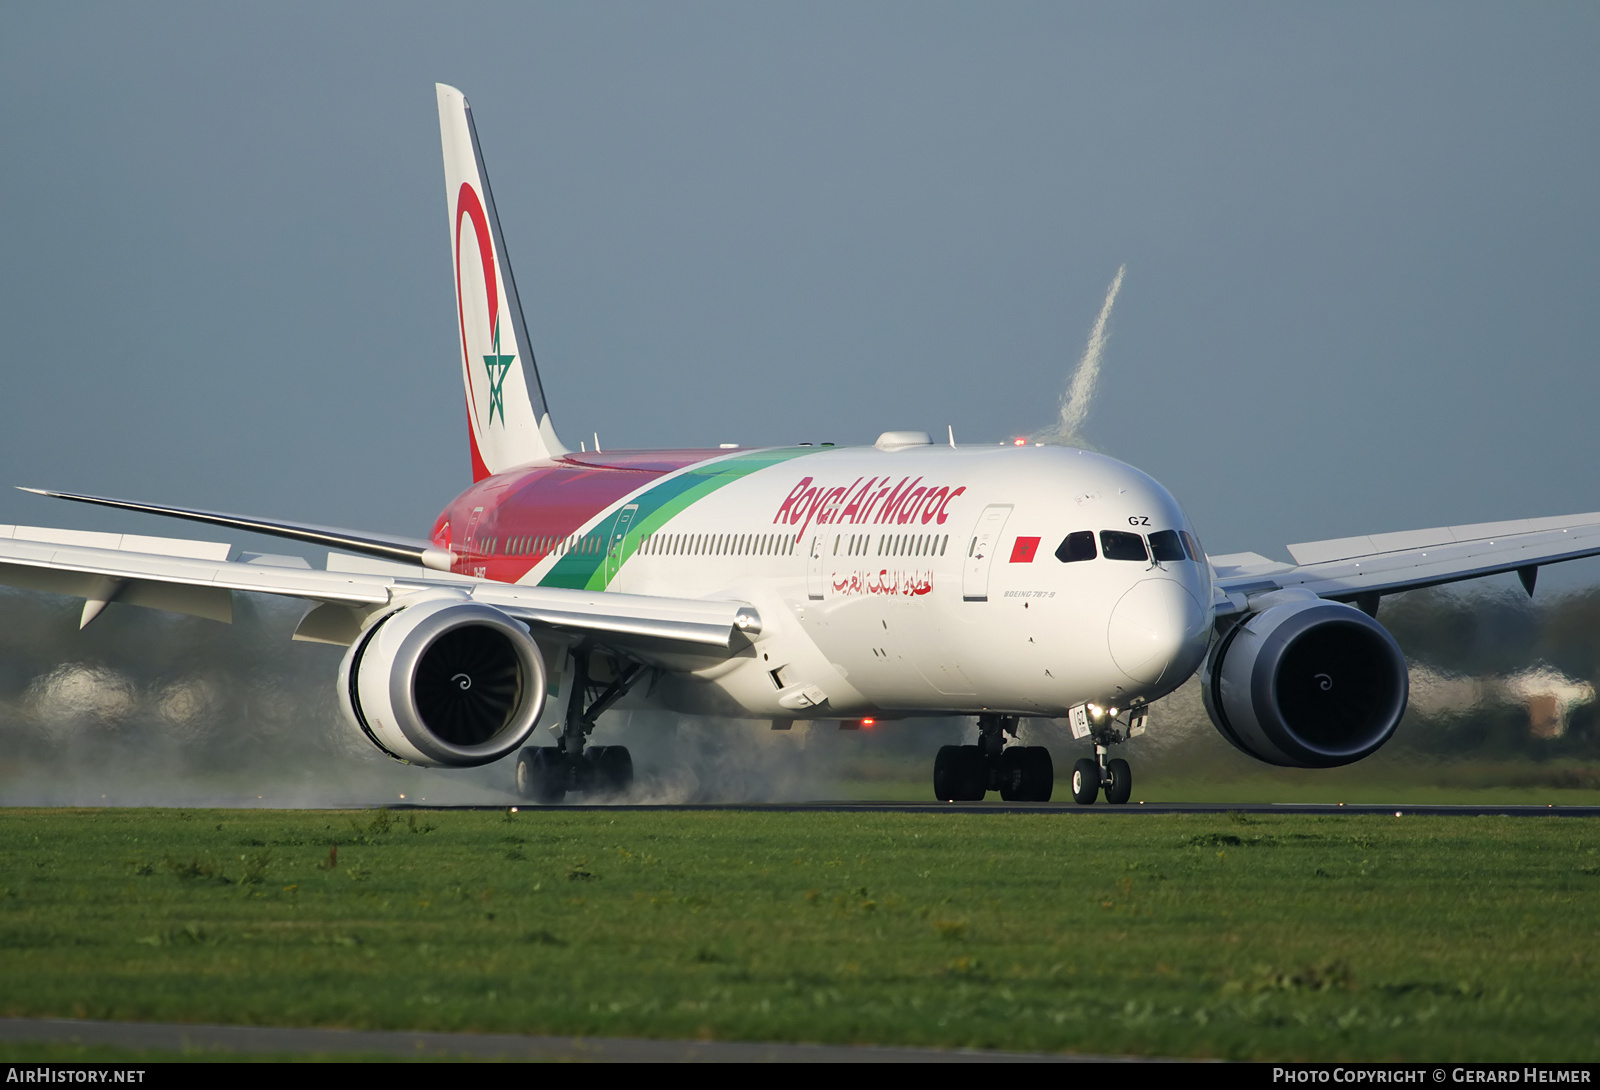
{"left": 962, "top": 504, "right": 1012, "bottom": 601}
{"left": 807, "top": 535, "right": 824, "bottom": 599}
{"left": 604, "top": 503, "right": 639, "bottom": 584}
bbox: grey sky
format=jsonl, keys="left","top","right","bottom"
{"left": 3, "top": 3, "right": 1598, "bottom": 591}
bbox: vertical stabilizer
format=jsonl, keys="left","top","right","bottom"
{"left": 437, "top": 84, "right": 566, "bottom": 479}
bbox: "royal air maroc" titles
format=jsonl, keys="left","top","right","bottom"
{"left": 774, "top": 476, "right": 967, "bottom": 541}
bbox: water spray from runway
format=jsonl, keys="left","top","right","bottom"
{"left": 1035, "top": 264, "right": 1125, "bottom": 448}
{"left": 599, "top": 711, "right": 964, "bottom": 804}
{"left": 5, "top": 578, "right": 1599, "bottom": 808}
{"left": 0, "top": 588, "right": 911, "bottom": 807}
{"left": 0, "top": 591, "right": 513, "bottom": 807}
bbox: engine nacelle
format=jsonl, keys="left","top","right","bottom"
{"left": 1201, "top": 598, "right": 1408, "bottom": 768}
{"left": 338, "top": 598, "right": 548, "bottom": 767}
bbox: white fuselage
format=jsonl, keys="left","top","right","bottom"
{"left": 540, "top": 444, "right": 1214, "bottom": 722}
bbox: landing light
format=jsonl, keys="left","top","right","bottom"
{"left": 1013, "top": 437, "right": 1027, "bottom": 446}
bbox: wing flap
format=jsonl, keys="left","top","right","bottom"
{"left": 116, "top": 579, "right": 234, "bottom": 624}
{"left": 470, "top": 583, "right": 753, "bottom": 649}
{"left": 0, "top": 561, "right": 233, "bottom": 624}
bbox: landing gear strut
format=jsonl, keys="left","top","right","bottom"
{"left": 515, "top": 649, "right": 646, "bottom": 803}
{"left": 933, "top": 715, "right": 1054, "bottom": 802}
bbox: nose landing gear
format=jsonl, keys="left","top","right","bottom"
{"left": 1069, "top": 749, "right": 1133, "bottom": 805}
{"left": 933, "top": 715, "right": 1054, "bottom": 802}
{"left": 1066, "top": 703, "right": 1144, "bottom": 805}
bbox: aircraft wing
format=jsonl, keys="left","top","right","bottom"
{"left": 0, "top": 524, "right": 757, "bottom": 652}
{"left": 18, "top": 487, "right": 454, "bottom": 570}
{"left": 1210, "top": 511, "right": 1600, "bottom": 616}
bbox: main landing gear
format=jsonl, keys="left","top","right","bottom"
{"left": 933, "top": 714, "right": 1054, "bottom": 802}
{"left": 515, "top": 650, "right": 646, "bottom": 804}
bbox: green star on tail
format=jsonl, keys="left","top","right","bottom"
{"left": 483, "top": 324, "right": 515, "bottom": 427}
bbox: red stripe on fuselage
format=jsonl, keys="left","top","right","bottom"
{"left": 431, "top": 449, "right": 723, "bottom": 581}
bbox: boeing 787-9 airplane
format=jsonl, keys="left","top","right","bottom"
{"left": 6, "top": 85, "right": 1600, "bottom": 805}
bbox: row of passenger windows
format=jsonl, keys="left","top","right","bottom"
{"left": 482, "top": 533, "right": 604, "bottom": 557}
{"left": 640, "top": 532, "right": 797, "bottom": 557}
{"left": 641, "top": 531, "right": 948, "bottom": 560}
{"left": 1056, "top": 529, "right": 1200, "bottom": 564}
{"left": 488, "top": 529, "right": 951, "bottom": 561}
{"left": 837, "top": 533, "right": 949, "bottom": 557}
{"left": 480, "top": 531, "right": 802, "bottom": 559}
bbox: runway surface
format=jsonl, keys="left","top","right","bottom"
{"left": 0, "top": 1018, "right": 1140, "bottom": 1063}
{"left": 398, "top": 802, "right": 1600, "bottom": 817}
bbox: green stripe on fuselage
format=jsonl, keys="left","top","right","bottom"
{"left": 536, "top": 447, "right": 825, "bottom": 591}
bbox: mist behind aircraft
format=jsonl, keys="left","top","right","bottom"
{"left": 2, "top": 582, "right": 1594, "bottom": 806}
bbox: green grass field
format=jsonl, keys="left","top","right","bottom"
{"left": 1, "top": 807, "right": 1597, "bottom": 1061}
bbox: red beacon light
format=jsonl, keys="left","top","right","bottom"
{"left": 839, "top": 717, "right": 877, "bottom": 731}
{"left": 1012, "top": 437, "right": 1027, "bottom": 446}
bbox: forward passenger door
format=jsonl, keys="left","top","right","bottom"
{"left": 962, "top": 504, "right": 1012, "bottom": 601}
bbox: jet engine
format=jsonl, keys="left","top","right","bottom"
{"left": 1201, "top": 598, "right": 1408, "bottom": 768}
{"left": 337, "top": 597, "right": 548, "bottom": 767}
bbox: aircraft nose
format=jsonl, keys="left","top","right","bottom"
{"left": 1107, "top": 577, "right": 1206, "bottom": 687}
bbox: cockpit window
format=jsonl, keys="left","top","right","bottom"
{"left": 1180, "top": 530, "right": 1203, "bottom": 562}
{"left": 1149, "top": 529, "right": 1187, "bottom": 562}
{"left": 1055, "top": 531, "right": 1097, "bottom": 563}
{"left": 1100, "top": 530, "right": 1148, "bottom": 562}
